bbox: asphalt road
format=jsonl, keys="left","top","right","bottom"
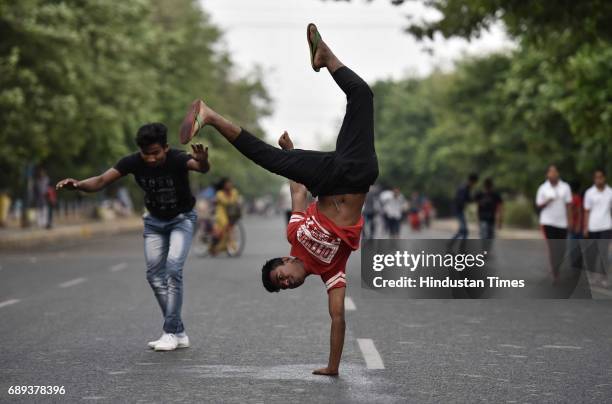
{"left": 1, "top": 216, "right": 611, "bottom": 403}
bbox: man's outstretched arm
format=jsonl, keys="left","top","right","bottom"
{"left": 313, "top": 286, "right": 345, "bottom": 376}
{"left": 56, "top": 168, "right": 122, "bottom": 193}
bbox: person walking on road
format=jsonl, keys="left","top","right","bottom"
{"left": 451, "top": 173, "right": 479, "bottom": 240}
{"left": 34, "top": 166, "right": 52, "bottom": 229}
{"left": 178, "top": 23, "right": 378, "bottom": 376}
{"left": 568, "top": 181, "right": 585, "bottom": 271}
{"left": 583, "top": 169, "right": 612, "bottom": 288}
{"left": 536, "top": 164, "right": 571, "bottom": 283}
{"left": 474, "top": 178, "right": 503, "bottom": 240}
{"left": 362, "top": 184, "right": 381, "bottom": 239}
{"left": 380, "top": 187, "right": 407, "bottom": 238}
{"left": 56, "top": 123, "right": 210, "bottom": 351}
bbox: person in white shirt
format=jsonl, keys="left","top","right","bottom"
{"left": 535, "top": 165, "right": 572, "bottom": 282}
{"left": 583, "top": 169, "right": 612, "bottom": 288}
{"left": 380, "top": 187, "right": 407, "bottom": 239}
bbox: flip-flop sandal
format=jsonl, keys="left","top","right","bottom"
{"left": 179, "top": 99, "right": 204, "bottom": 144}
{"left": 307, "top": 23, "right": 321, "bottom": 72}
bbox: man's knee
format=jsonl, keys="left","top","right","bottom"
{"left": 165, "top": 260, "right": 184, "bottom": 280}
{"left": 352, "top": 81, "right": 373, "bottom": 100}
{"left": 145, "top": 257, "right": 165, "bottom": 276}
{"left": 146, "top": 271, "right": 165, "bottom": 289}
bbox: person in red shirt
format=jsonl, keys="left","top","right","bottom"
{"left": 179, "top": 23, "right": 378, "bottom": 376}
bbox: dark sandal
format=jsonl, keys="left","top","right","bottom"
{"left": 307, "top": 23, "right": 322, "bottom": 72}
{"left": 179, "top": 99, "right": 203, "bottom": 144}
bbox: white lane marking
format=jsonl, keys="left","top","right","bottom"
{"left": 59, "top": 277, "right": 86, "bottom": 288}
{"left": 541, "top": 345, "right": 582, "bottom": 350}
{"left": 499, "top": 344, "right": 525, "bottom": 349}
{"left": 344, "top": 296, "right": 356, "bottom": 311}
{"left": 0, "top": 299, "right": 20, "bottom": 309}
{"left": 357, "top": 338, "right": 385, "bottom": 370}
{"left": 109, "top": 262, "right": 128, "bottom": 272}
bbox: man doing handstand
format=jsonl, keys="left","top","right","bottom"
{"left": 179, "top": 23, "right": 378, "bottom": 376}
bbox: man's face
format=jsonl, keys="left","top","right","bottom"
{"left": 547, "top": 166, "right": 559, "bottom": 183}
{"left": 594, "top": 171, "right": 606, "bottom": 188}
{"left": 270, "top": 257, "right": 305, "bottom": 290}
{"left": 140, "top": 143, "right": 169, "bottom": 167}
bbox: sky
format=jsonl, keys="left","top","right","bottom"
{"left": 200, "top": 0, "right": 513, "bottom": 149}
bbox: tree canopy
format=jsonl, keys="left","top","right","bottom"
{"left": 332, "top": 0, "right": 611, "bottom": 211}
{"left": 0, "top": 0, "right": 278, "bottom": 199}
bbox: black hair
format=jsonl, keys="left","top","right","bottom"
{"left": 261, "top": 257, "right": 283, "bottom": 293}
{"left": 594, "top": 168, "right": 606, "bottom": 176}
{"left": 468, "top": 173, "right": 479, "bottom": 183}
{"left": 570, "top": 180, "right": 581, "bottom": 193}
{"left": 215, "top": 177, "right": 231, "bottom": 191}
{"left": 483, "top": 177, "right": 493, "bottom": 189}
{"left": 136, "top": 123, "right": 168, "bottom": 148}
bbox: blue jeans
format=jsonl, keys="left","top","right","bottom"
{"left": 143, "top": 209, "right": 197, "bottom": 334}
{"left": 452, "top": 211, "right": 468, "bottom": 240}
{"left": 479, "top": 220, "right": 495, "bottom": 239}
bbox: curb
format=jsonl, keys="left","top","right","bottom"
{"left": 431, "top": 219, "right": 540, "bottom": 239}
{"left": 0, "top": 218, "right": 142, "bottom": 250}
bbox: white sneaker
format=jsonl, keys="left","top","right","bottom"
{"left": 154, "top": 333, "right": 178, "bottom": 351}
{"left": 176, "top": 333, "right": 190, "bottom": 349}
{"left": 147, "top": 333, "right": 165, "bottom": 349}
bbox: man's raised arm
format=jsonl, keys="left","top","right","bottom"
{"left": 290, "top": 181, "right": 308, "bottom": 213}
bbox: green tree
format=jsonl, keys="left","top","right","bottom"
{"left": 0, "top": 0, "right": 278, "bottom": 204}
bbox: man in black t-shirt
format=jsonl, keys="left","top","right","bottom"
{"left": 56, "top": 123, "right": 210, "bottom": 351}
{"left": 474, "top": 178, "right": 503, "bottom": 240}
{"left": 451, "top": 173, "right": 479, "bottom": 240}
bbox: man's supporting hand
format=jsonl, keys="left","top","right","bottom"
{"left": 312, "top": 367, "right": 339, "bottom": 376}
{"left": 313, "top": 286, "right": 345, "bottom": 376}
{"left": 278, "top": 131, "right": 294, "bottom": 150}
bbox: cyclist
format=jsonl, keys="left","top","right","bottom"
{"left": 210, "top": 177, "right": 242, "bottom": 255}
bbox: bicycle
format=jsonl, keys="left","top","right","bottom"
{"left": 194, "top": 216, "right": 246, "bottom": 258}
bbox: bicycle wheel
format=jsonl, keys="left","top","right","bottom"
{"left": 192, "top": 220, "right": 211, "bottom": 258}
{"left": 226, "top": 221, "right": 246, "bottom": 257}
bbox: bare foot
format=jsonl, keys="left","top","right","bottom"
{"left": 194, "top": 100, "right": 216, "bottom": 131}
{"left": 308, "top": 24, "right": 343, "bottom": 72}
{"left": 278, "top": 131, "right": 294, "bottom": 150}
{"left": 309, "top": 25, "right": 329, "bottom": 70}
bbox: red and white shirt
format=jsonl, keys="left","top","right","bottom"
{"left": 287, "top": 201, "right": 363, "bottom": 292}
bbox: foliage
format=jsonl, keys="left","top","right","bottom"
{"left": 0, "top": 0, "right": 278, "bottom": 200}
{"left": 332, "top": 0, "right": 611, "bottom": 216}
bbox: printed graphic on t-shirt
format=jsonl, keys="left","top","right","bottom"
{"left": 296, "top": 216, "right": 341, "bottom": 264}
{"left": 137, "top": 176, "right": 178, "bottom": 211}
